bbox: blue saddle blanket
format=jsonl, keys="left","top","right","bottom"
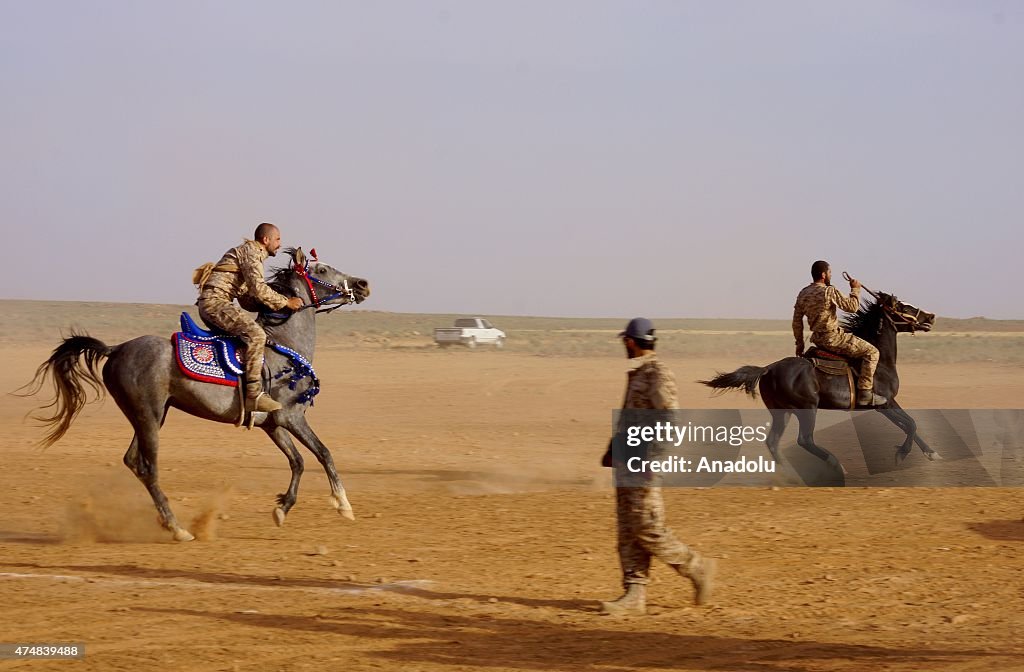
{"left": 172, "top": 313, "right": 245, "bottom": 387}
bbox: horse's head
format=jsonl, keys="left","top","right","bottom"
{"left": 287, "top": 247, "right": 370, "bottom": 311}
{"left": 877, "top": 292, "right": 935, "bottom": 333}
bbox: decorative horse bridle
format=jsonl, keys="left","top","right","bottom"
{"left": 261, "top": 248, "right": 356, "bottom": 322}
{"left": 292, "top": 249, "right": 356, "bottom": 314}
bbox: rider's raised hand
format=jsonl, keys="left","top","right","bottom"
{"left": 286, "top": 297, "right": 304, "bottom": 311}
{"left": 849, "top": 277, "right": 862, "bottom": 290}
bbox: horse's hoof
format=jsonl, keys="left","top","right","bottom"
{"left": 330, "top": 492, "right": 355, "bottom": 520}
{"left": 825, "top": 455, "right": 848, "bottom": 475}
{"left": 173, "top": 528, "right": 195, "bottom": 542}
{"left": 273, "top": 507, "right": 286, "bottom": 527}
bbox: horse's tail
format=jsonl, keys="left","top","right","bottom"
{"left": 698, "top": 365, "right": 768, "bottom": 398}
{"left": 16, "top": 333, "right": 114, "bottom": 448}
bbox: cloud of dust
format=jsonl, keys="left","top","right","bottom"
{"left": 60, "top": 471, "right": 234, "bottom": 543}
{"left": 61, "top": 471, "right": 168, "bottom": 543}
{"left": 189, "top": 486, "right": 235, "bottom": 541}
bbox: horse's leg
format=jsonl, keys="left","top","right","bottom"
{"left": 765, "top": 409, "right": 806, "bottom": 485}
{"left": 122, "top": 409, "right": 194, "bottom": 541}
{"left": 765, "top": 409, "right": 790, "bottom": 464}
{"left": 123, "top": 434, "right": 140, "bottom": 473}
{"left": 794, "top": 409, "right": 847, "bottom": 475}
{"left": 284, "top": 414, "right": 354, "bottom": 521}
{"left": 880, "top": 401, "right": 939, "bottom": 463}
{"left": 262, "top": 425, "right": 304, "bottom": 527}
{"left": 876, "top": 407, "right": 915, "bottom": 463}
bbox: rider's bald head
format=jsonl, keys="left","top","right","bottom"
{"left": 255, "top": 223, "right": 283, "bottom": 257}
{"left": 255, "top": 222, "right": 279, "bottom": 242}
{"left": 811, "top": 260, "right": 830, "bottom": 282}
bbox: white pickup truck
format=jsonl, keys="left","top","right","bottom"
{"left": 434, "top": 318, "right": 506, "bottom": 349}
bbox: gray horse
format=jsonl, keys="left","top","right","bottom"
{"left": 21, "top": 248, "right": 370, "bottom": 541}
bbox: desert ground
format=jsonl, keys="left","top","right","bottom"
{"left": 1, "top": 302, "right": 1023, "bottom": 671}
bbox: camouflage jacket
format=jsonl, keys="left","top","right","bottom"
{"left": 622, "top": 353, "right": 680, "bottom": 410}
{"left": 200, "top": 239, "right": 290, "bottom": 311}
{"left": 792, "top": 283, "right": 861, "bottom": 347}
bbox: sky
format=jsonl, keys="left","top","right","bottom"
{"left": 2, "top": 2, "right": 1021, "bottom": 319}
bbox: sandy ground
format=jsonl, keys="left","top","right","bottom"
{"left": 1, "top": 345, "right": 1023, "bottom": 671}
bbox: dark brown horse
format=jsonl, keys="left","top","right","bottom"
{"left": 20, "top": 248, "right": 369, "bottom": 540}
{"left": 701, "top": 291, "right": 936, "bottom": 476}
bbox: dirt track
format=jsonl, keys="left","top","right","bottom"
{"left": 2, "top": 346, "right": 1023, "bottom": 671}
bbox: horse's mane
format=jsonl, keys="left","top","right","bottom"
{"left": 266, "top": 248, "right": 300, "bottom": 296}
{"left": 841, "top": 298, "right": 884, "bottom": 342}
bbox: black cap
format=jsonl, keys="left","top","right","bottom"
{"left": 619, "top": 317, "right": 656, "bottom": 342}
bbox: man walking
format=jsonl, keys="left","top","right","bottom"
{"left": 601, "top": 317, "right": 715, "bottom": 616}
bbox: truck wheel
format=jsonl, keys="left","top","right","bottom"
{"left": 495, "top": 337, "right": 505, "bottom": 349}
{"left": 466, "top": 337, "right": 477, "bottom": 349}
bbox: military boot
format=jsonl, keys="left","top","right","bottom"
{"left": 856, "top": 390, "right": 888, "bottom": 407}
{"left": 600, "top": 584, "right": 646, "bottom": 616}
{"left": 674, "top": 556, "right": 716, "bottom": 606}
{"left": 247, "top": 391, "right": 282, "bottom": 413}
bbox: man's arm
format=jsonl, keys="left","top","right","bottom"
{"left": 829, "top": 285, "right": 861, "bottom": 313}
{"left": 792, "top": 302, "right": 805, "bottom": 357}
{"left": 650, "top": 365, "right": 679, "bottom": 411}
{"left": 238, "top": 245, "right": 291, "bottom": 311}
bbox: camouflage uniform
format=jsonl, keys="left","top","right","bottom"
{"left": 614, "top": 354, "right": 707, "bottom": 587}
{"left": 197, "top": 240, "right": 290, "bottom": 395}
{"left": 793, "top": 283, "right": 879, "bottom": 391}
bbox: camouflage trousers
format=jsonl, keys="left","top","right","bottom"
{"left": 816, "top": 332, "right": 879, "bottom": 390}
{"left": 615, "top": 483, "right": 701, "bottom": 587}
{"left": 197, "top": 293, "right": 266, "bottom": 397}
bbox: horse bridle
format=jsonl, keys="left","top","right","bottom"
{"left": 293, "top": 257, "right": 356, "bottom": 314}
{"left": 881, "top": 298, "right": 929, "bottom": 333}
{"left": 260, "top": 253, "right": 356, "bottom": 324}
{"left": 843, "top": 272, "right": 927, "bottom": 334}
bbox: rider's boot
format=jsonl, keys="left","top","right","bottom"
{"left": 246, "top": 384, "right": 282, "bottom": 412}
{"left": 856, "top": 389, "right": 888, "bottom": 407}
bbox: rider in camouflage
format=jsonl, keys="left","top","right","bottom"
{"left": 792, "top": 261, "right": 887, "bottom": 407}
{"left": 197, "top": 223, "right": 303, "bottom": 412}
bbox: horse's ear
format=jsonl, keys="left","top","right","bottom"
{"left": 293, "top": 247, "right": 307, "bottom": 268}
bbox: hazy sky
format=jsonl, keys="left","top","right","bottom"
{"left": 2, "top": 2, "right": 1021, "bottom": 318}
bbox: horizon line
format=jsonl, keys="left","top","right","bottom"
{"left": 1, "top": 298, "right": 1019, "bottom": 323}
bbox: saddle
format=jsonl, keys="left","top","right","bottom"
{"left": 171, "top": 312, "right": 321, "bottom": 406}
{"left": 802, "top": 346, "right": 855, "bottom": 374}
{"left": 172, "top": 313, "right": 245, "bottom": 387}
{"left": 802, "top": 346, "right": 856, "bottom": 410}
